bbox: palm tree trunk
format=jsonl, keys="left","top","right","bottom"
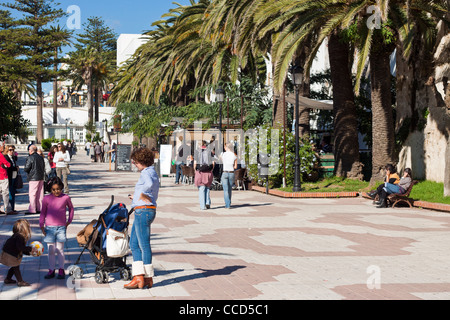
{"left": 36, "top": 78, "right": 44, "bottom": 143}
{"left": 328, "top": 31, "right": 363, "bottom": 179}
{"left": 53, "top": 50, "right": 58, "bottom": 124}
{"left": 370, "top": 35, "right": 396, "bottom": 182}
{"left": 86, "top": 76, "right": 94, "bottom": 124}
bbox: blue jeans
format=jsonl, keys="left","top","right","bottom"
{"left": 384, "top": 183, "right": 401, "bottom": 195}
{"left": 175, "top": 161, "right": 184, "bottom": 183}
{"left": 8, "top": 178, "right": 16, "bottom": 211}
{"left": 221, "top": 172, "right": 235, "bottom": 208}
{"left": 130, "top": 208, "right": 156, "bottom": 265}
{"left": 198, "top": 186, "right": 211, "bottom": 210}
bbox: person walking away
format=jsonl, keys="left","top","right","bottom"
{"left": 4, "top": 145, "right": 18, "bottom": 214}
{"left": 103, "top": 142, "right": 110, "bottom": 163}
{"left": 220, "top": 143, "right": 238, "bottom": 209}
{"left": 85, "top": 141, "right": 91, "bottom": 157}
{"left": 1, "top": 219, "right": 36, "bottom": 286}
{"left": 110, "top": 143, "right": 117, "bottom": 163}
{"left": 40, "top": 177, "right": 74, "bottom": 279}
{"left": 54, "top": 144, "right": 71, "bottom": 194}
{"left": 24, "top": 145, "right": 45, "bottom": 215}
{"left": 95, "top": 142, "right": 102, "bottom": 163}
{"left": 194, "top": 141, "right": 215, "bottom": 210}
{"left": 175, "top": 136, "right": 188, "bottom": 184}
{"left": 125, "top": 148, "right": 159, "bottom": 289}
{"left": 0, "top": 144, "right": 11, "bottom": 214}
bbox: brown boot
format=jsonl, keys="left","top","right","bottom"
{"left": 124, "top": 275, "right": 145, "bottom": 289}
{"left": 144, "top": 277, "right": 153, "bottom": 289}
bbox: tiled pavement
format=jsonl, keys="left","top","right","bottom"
{"left": 1, "top": 152, "right": 450, "bottom": 301}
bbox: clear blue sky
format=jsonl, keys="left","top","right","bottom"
{"left": 57, "top": 0, "right": 192, "bottom": 35}
{"left": 4, "top": 0, "right": 192, "bottom": 93}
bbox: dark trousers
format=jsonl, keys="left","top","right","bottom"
{"left": 6, "top": 266, "right": 23, "bottom": 282}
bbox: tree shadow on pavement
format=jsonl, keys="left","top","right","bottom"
{"left": 153, "top": 265, "right": 246, "bottom": 288}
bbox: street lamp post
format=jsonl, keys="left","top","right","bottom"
{"left": 290, "top": 65, "right": 304, "bottom": 192}
{"left": 216, "top": 86, "right": 225, "bottom": 153}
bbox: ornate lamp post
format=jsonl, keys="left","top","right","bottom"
{"left": 216, "top": 86, "right": 225, "bottom": 152}
{"left": 290, "top": 65, "right": 304, "bottom": 192}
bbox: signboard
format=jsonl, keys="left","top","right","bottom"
{"left": 115, "top": 144, "right": 132, "bottom": 171}
{"left": 159, "top": 144, "right": 173, "bottom": 176}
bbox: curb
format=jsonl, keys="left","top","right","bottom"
{"left": 413, "top": 200, "right": 450, "bottom": 213}
{"left": 251, "top": 186, "right": 359, "bottom": 198}
{"left": 252, "top": 186, "right": 450, "bottom": 213}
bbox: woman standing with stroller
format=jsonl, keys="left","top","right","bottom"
{"left": 125, "top": 147, "right": 159, "bottom": 290}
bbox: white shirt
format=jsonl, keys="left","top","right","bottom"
{"left": 221, "top": 151, "right": 237, "bottom": 172}
{"left": 54, "top": 151, "right": 71, "bottom": 168}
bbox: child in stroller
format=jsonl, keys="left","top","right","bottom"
{"left": 68, "top": 197, "right": 132, "bottom": 284}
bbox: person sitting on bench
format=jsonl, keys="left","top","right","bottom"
{"left": 367, "top": 164, "right": 400, "bottom": 201}
{"left": 376, "top": 168, "right": 413, "bottom": 208}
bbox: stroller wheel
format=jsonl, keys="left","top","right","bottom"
{"left": 120, "top": 268, "right": 131, "bottom": 281}
{"left": 95, "top": 270, "right": 109, "bottom": 284}
{"left": 68, "top": 265, "right": 84, "bottom": 279}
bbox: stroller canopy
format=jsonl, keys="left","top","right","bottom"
{"left": 97, "top": 203, "right": 129, "bottom": 250}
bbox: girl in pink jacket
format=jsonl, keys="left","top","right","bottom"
{"left": 39, "top": 177, "right": 74, "bottom": 279}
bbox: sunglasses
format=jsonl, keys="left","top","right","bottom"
{"left": 8, "top": 149, "right": 14, "bottom": 151}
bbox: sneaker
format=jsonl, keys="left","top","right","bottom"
{"left": 57, "top": 268, "right": 65, "bottom": 279}
{"left": 45, "top": 269, "right": 55, "bottom": 279}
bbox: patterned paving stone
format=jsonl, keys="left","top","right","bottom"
{"left": 1, "top": 152, "right": 450, "bottom": 301}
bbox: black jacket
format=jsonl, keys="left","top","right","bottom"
{"left": 24, "top": 152, "right": 45, "bottom": 181}
{"left": 4, "top": 154, "right": 18, "bottom": 182}
{"left": 2, "top": 233, "right": 32, "bottom": 258}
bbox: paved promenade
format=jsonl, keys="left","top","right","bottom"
{"left": 1, "top": 152, "right": 450, "bottom": 301}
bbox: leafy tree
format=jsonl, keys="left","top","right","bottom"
{"left": 0, "top": 85, "right": 30, "bottom": 136}
{"left": 2, "top": 0, "right": 69, "bottom": 143}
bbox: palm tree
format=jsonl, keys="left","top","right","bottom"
{"left": 67, "top": 46, "right": 103, "bottom": 124}
{"left": 49, "top": 25, "right": 72, "bottom": 124}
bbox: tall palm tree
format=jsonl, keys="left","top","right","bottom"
{"left": 49, "top": 25, "right": 72, "bottom": 124}
{"left": 67, "top": 46, "right": 103, "bottom": 124}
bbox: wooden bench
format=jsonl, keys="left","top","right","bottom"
{"left": 387, "top": 180, "right": 418, "bottom": 208}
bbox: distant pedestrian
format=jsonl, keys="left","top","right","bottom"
{"left": 40, "top": 177, "right": 74, "bottom": 280}
{"left": 47, "top": 145, "right": 57, "bottom": 179}
{"left": 220, "top": 143, "right": 237, "bottom": 209}
{"left": 24, "top": 145, "right": 45, "bottom": 215}
{"left": 54, "top": 143, "right": 71, "bottom": 194}
{"left": 1, "top": 219, "right": 36, "bottom": 287}
{"left": 124, "top": 147, "right": 159, "bottom": 290}
{"left": 111, "top": 143, "right": 117, "bottom": 163}
{"left": 95, "top": 142, "right": 102, "bottom": 162}
{"left": 194, "top": 141, "right": 215, "bottom": 210}
{"left": 0, "top": 144, "right": 11, "bottom": 214}
{"left": 3, "top": 145, "right": 18, "bottom": 214}
{"left": 85, "top": 141, "right": 92, "bottom": 157}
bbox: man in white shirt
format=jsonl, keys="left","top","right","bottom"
{"left": 220, "top": 143, "right": 237, "bottom": 209}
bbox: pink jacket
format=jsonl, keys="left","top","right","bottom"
{"left": 0, "top": 153, "right": 11, "bottom": 180}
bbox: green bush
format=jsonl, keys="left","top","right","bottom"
{"left": 246, "top": 125, "right": 318, "bottom": 188}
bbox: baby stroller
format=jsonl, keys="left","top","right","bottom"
{"left": 68, "top": 196, "right": 133, "bottom": 284}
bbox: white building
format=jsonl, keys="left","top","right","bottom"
{"left": 22, "top": 104, "right": 116, "bottom": 145}
{"left": 117, "top": 34, "right": 150, "bottom": 67}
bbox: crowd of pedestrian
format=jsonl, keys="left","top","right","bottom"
{"left": 0, "top": 138, "right": 244, "bottom": 289}
{"left": 85, "top": 141, "right": 114, "bottom": 163}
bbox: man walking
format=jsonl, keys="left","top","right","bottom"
{"left": 24, "top": 145, "right": 45, "bottom": 215}
{"left": 0, "top": 144, "right": 11, "bottom": 214}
